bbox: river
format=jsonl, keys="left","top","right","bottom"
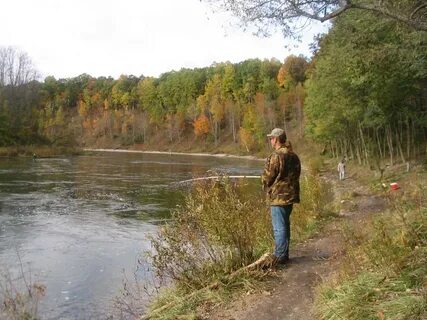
{"left": 0, "top": 151, "right": 262, "bottom": 319}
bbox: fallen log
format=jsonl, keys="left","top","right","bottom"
{"left": 140, "top": 252, "right": 273, "bottom": 320}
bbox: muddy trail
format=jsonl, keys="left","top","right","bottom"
{"left": 210, "top": 169, "right": 388, "bottom": 320}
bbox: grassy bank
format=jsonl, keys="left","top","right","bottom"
{"left": 116, "top": 163, "right": 334, "bottom": 319}
{"left": 0, "top": 145, "right": 82, "bottom": 157}
{"left": 315, "top": 170, "right": 427, "bottom": 320}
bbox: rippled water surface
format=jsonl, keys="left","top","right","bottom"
{"left": 0, "top": 151, "right": 262, "bottom": 319}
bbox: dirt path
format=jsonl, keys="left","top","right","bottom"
{"left": 210, "top": 169, "right": 387, "bottom": 320}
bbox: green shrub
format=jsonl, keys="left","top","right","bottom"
{"left": 149, "top": 178, "right": 272, "bottom": 290}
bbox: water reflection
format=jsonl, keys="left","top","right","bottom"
{"left": 0, "top": 152, "right": 262, "bottom": 319}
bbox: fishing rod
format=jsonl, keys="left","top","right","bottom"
{"left": 174, "top": 175, "right": 261, "bottom": 185}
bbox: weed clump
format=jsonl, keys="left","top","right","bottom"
{"left": 315, "top": 186, "right": 427, "bottom": 320}
{"left": 149, "top": 178, "right": 272, "bottom": 290}
{"left": 0, "top": 268, "right": 45, "bottom": 320}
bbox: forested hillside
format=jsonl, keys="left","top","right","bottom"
{"left": 0, "top": 53, "right": 308, "bottom": 153}
{"left": 0, "top": 4, "right": 426, "bottom": 163}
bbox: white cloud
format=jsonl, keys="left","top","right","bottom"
{"left": 0, "top": 0, "right": 328, "bottom": 79}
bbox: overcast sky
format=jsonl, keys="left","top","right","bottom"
{"left": 1, "top": 0, "right": 328, "bottom": 80}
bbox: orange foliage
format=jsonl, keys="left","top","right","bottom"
{"left": 193, "top": 114, "right": 210, "bottom": 137}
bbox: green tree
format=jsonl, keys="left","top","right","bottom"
{"left": 137, "top": 77, "right": 163, "bottom": 127}
{"left": 305, "top": 8, "right": 427, "bottom": 164}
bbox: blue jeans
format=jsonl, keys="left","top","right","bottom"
{"left": 271, "top": 205, "right": 293, "bottom": 260}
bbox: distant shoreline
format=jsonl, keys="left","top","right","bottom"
{"left": 83, "top": 148, "right": 265, "bottom": 161}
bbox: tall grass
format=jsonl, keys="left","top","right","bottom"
{"left": 315, "top": 185, "right": 427, "bottom": 320}
{"left": 0, "top": 267, "right": 45, "bottom": 320}
{"left": 138, "top": 171, "right": 333, "bottom": 319}
{"left": 292, "top": 173, "right": 334, "bottom": 240}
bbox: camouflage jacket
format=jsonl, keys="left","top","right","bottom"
{"left": 262, "top": 146, "right": 301, "bottom": 206}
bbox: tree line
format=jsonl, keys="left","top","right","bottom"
{"left": 0, "top": 50, "right": 308, "bottom": 152}
{"left": 0, "top": 3, "right": 426, "bottom": 164}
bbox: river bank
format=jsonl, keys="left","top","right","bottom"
{"left": 137, "top": 159, "right": 426, "bottom": 320}
{"left": 207, "top": 161, "right": 387, "bottom": 319}
{"left": 210, "top": 162, "right": 427, "bottom": 320}
{"left": 0, "top": 144, "right": 265, "bottom": 162}
{"left": 120, "top": 156, "right": 332, "bottom": 319}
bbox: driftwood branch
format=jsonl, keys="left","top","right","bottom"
{"left": 410, "top": 3, "right": 427, "bottom": 19}
{"left": 140, "top": 252, "right": 273, "bottom": 320}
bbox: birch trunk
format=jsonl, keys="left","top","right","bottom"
{"left": 396, "top": 130, "right": 406, "bottom": 163}
{"left": 356, "top": 142, "right": 362, "bottom": 165}
{"left": 406, "top": 116, "right": 410, "bottom": 159}
{"left": 386, "top": 125, "right": 394, "bottom": 166}
{"left": 358, "top": 122, "right": 368, "bottom": 164}
{"left": 376, "top": 128, "right": 383, "bottom": 159}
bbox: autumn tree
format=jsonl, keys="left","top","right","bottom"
{"left": 195, "top": 72, "right": 226, "bottom": 145}
{"left": 277, "top": 55, "right": 308, "bottom": 89}
{"left": 193, "top": 114, "right": 210, "bottom": 137}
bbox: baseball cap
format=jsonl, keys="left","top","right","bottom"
{"left": 266, "top": 128, "right": 285, "bottom": 138}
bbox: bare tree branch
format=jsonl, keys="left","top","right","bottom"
{"left": 205, "top": 0, "right": 427, "bottom": 37}
{"left": 0, "top": 47, "right": 39, "bottom": 87}
{"left": 351, "top": 2, "right": 427, "bottom": 32}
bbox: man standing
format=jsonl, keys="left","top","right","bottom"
{"left": 262, "top": 128, "right": 301, "bottom": 265}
